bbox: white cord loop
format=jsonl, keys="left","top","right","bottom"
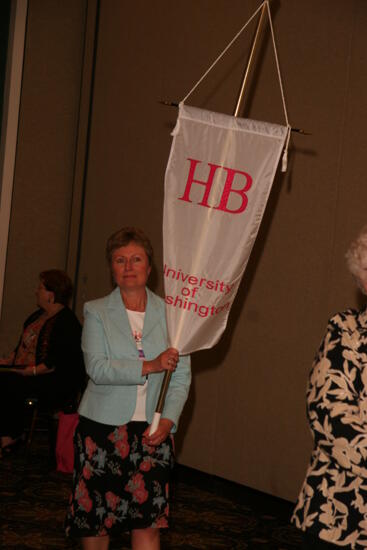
{"left": 181, "top": 1, "right": 291, "bottom": 171}
{"left": 182, "top": 2, "right": 265, "bottom": 104}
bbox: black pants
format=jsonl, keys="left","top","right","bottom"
{"left": 301, "top": 531, "right": 339, "bottom": 549}
{"left": 0, "top": 371, "right": 68, "bottom": 438}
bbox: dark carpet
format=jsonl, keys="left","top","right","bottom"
{"left": 0, "top": 430, "right": 302, "bottom": 549}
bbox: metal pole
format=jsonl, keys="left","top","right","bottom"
{"left": 233, "top": 1, "right": 267, "bottom": 117}
{"left": 149, "top": 370, "right": 172, "bottom": 435}
{"left": 155, "top": 371, "right": 172, "bottom": 413}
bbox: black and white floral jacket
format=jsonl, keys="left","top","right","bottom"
{"left": 292, "top": 307, "right": 367, "bottom": 548}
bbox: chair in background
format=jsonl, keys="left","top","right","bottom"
{"left": 24, "top": 396, "right": 58, "bottom": 465}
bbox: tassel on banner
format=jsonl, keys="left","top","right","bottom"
{"left": 281, "top": 126, "right": 292, "bottom": 173}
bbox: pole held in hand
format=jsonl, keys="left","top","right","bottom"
{"left": 149, "top": 370, "right": 172, "bottom": 435}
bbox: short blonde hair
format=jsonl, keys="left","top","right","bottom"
{"left": 345, "top": 225, "right": 367, "bottom": 294}
{"left": 106, "top": 227, "right": 154, "bottom": 266}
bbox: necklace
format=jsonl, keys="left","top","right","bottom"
{"left": 122, "top": 292, "right": 147, "bottom": 312}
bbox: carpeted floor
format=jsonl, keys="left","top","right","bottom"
{"left": 0, "top": 430, "right": 303, "bottom": 549}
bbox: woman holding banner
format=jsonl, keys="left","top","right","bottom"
{"left": 292, "top": 226, "right": 367, "bottom": 549}
{"left": 65, "top": 227, "right": 191, "bottom": 550}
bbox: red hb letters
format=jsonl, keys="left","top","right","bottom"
{"left": 178, "top": 158, "right": 253, "bottom": 214}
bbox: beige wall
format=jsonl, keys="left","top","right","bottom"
{"left": 2, "top": 0, "right": 367, "bottom": 503}
{"left": 0, "top": 0, "right": 88, "bottom": 351}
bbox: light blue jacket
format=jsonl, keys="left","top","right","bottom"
{"left": 78, "top": 286, "right": 191, "bottom": 430}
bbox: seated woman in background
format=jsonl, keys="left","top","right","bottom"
{"left": 0, "top": 269, "right": 85, "bottom": 455}
{"left": 292, "top": 226, "right": 367, "bottom": 549}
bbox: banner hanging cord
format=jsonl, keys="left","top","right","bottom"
{"left": 264, "top": 2, "right": 291, "bottom": 171}
{"left": 181, "top": 0, "right": 291, "bottom": 171}
{"left": 265, "top": 1, "right": 289, "bottom": 128}
{"left": 181, "top": 1, "right": 265, "bottom": 103}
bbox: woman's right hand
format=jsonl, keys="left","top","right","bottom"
{"left": 142, "top": 348, "right": 179, "bottom": 376}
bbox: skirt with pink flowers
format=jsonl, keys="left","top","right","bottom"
{"left": 65, "top": 416, "right": 174, "bottom": 537}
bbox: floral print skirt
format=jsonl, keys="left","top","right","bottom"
{"left": 65, "top": 416, "right": 174, "bottom": 537}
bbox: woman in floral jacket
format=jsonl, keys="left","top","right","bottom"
{"left": 292, "top": 226, "right": 367, "bottom": 549}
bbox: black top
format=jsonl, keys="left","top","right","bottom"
{"left": 14, "top": 307, "right": 85, "bottom": 397}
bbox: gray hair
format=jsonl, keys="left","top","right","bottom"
{"left": 345, "top": 225, "right": 367, "bottom": 295}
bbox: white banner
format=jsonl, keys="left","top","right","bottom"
{"left": 163, "top": 104, "right": 288, "bottom": 355}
